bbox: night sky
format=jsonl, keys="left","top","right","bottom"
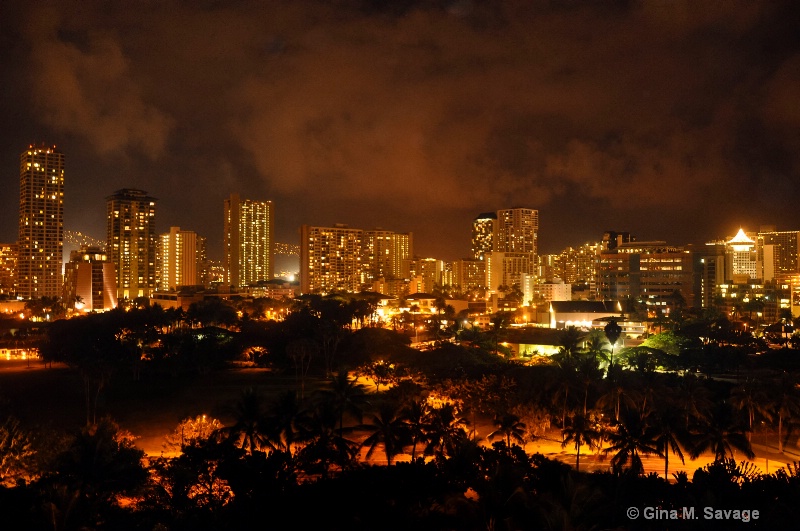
{"left": 1, "top": 1, "right": 799, "bottom": 261}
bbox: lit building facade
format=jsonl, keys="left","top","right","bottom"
{"left": 300, "top": 224, "right": 363, "bottom": 293}
{"left": 361, "top": 230, "right": 413, "bottom": 285}
{"left": 63, "top": 246, "right": 117, "bottom": 312}
{"left": 158, "top": 227, "right": 205, "bottom": 290}
{"left": 495, "top": 208, "right": 538, "bottom": 255}
{"left": 0, "top": 244, "right": 17, "bottom": 296}
{"left": 471, "top": 212, "right": 496, "bottom": 260}
{"left": 599, "top": 241, "right": 695, "bottom": 313}
{"left": 726, "top": 229, "right": 758, "bottom": 282}
{"left": 18, "top": 145, "right": 64, "bottom": 299}
{"left": 452, "top": 258, "right": 486, "bottom": 294}
{"left": 106, "top": 189, "right": 157, "bottom": 300}
{"left": 757, "top": 229, "right": 800, "bottom": 282}
{"left": 224, "top": 193, "right": 274, "bottom": 288}
{"left": 485, "top": 251, "right": 533, "bottom": 293}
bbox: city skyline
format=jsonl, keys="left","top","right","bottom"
{"left": 2, "top": 2, "right": 800, "bottom": 261}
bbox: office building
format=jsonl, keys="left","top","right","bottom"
{"left": 18, "top": 145, "right": 64, "bottom": 299}
{"left": 599, "top": 240, "right": 695, "bottom": 314}
{"left": 224, "top": 193, "right": 274, "bottom": 288}
{"left": 107, "top": 189, "right": 157, "bottom": 299}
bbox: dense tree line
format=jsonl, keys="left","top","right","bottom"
{"left": 2, "top": 296, "right": 800, "bottom": 528}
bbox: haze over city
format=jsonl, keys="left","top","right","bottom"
{"left": 2, "top": 1, "right": 800, "bottom": 260}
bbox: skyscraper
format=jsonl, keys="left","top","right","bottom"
{"left": 224, "top": 193, "right": 274, "bottom": 288}
{"left": 106, "top": 189, "right": 158, "bottom": 300}
{"left": 18, "top": 144, "right": 64, "bottom": 299}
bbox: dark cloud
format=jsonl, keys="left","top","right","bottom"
{"left": 1, "top": 0, "right": 799, "bottom": 259}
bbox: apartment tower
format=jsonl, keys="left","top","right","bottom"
{"left": 224, "top": 193, "right": 274, "bottom": 288}
{"left": 18, "top": 144, "right": 64, "bottom": 299}
{"left": 107, "top": 189, "right": 158, "bottom": 300}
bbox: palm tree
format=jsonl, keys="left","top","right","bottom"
{"left": 769, "top": 373, "right": 800, "bottom": 453}
{"left": 648, "top": 392, "right": 689, "bottom": 479}
{"left": 487, "top": 412, "right": 527, "bottom": 451}
{"left": 264, "top": 390, "right": 308, "bottom": 456}
{"left": 603, "top": 409, "right": 660, "bottom": 476}
{"left": 401, "top": 399, "right": 428, "bottom": 461}
{"left": 561, "top": 413, "right": 602, "bottom": 472}
{"left": 224, "top": 388, "right": 268, "bottom": 454}
{"left": 423, "top": 403, "right": 469, "bottom": 459}
{"left": 296, "top": 400, "right": 359, "bottom": 479}
{"left": 675, "top": 376, "right": 713, "bottom": 429}
{"left": 584, "top": 330, "right": 610, "bottom": 366}
{"left": 689, "top": 402, "right": 754, "bottom": 463}
{"left": 729, "top": 378, "right": 772, "bottom": 442}
{"left": 361, "top": 401, "right": 409, "bottom": 465}
{"left": 595, "top": 378, "right": 639, "bottom": 423}
{"left": 551, "top": 361, "right": 579, "bottom": 429}
{"left": 322, "top": 371, "right": 370, "bottom": 437}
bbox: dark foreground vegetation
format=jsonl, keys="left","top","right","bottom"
{"left": 1, "top": 294, "right": 800, "bottom": 529}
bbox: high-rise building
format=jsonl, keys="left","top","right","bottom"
{"left": 106, "top": 189, "right": 158, "bottom": 300}
{"left": 756, "top": 229, "right": 800, "bottom": 282}
{"left": 158, "top": 227, "right": 205, "bottom": 290}
{"left": 63, "top": 246, "right": 117, "bottom": 312}
{"left": 300, "top": 224, "right": 363, "bottom": 293}
{"left": 18, "top": 144, "right": 64, "bottom": 299}
{"left": 471, "top": 212, "right": 496, "bottom": 260}
{"left": 495, "top": 208, "right": 538, "bottom": 255}
{"left": 725, "top": 229, "right": 758, "bottom": 282}
{"left": 224, "top": 193, "right": 274, "bottom": 288}
{"left": 361, "top": 230, "right": 413, "bottom": 285}
{"left": 0, "top": 244, "right": 17, "bottom": 296}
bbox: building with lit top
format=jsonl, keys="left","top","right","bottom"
{"left": 63, "top": 246, "right": 117, "bottom": 312}
{"left": 18, "top": 145, "right": 64, "bottom": 299}
{"left": 224, "top": 193, "right": 274, "bottom": 288}
{"left": 726, "top": 228, "right": 758, "bottom": 282}
{"left": 106, "top": 189, "right": 158, "bottom": 300}
{"left": 471, "top": 212, "right": 496, "bottom": 260}
{"left": 158, "top": 227, "right": 206, "bottom": 290}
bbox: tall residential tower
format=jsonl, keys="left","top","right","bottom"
{"left": 224, "top": 194, "right": 274, "bottom": 288}
{"left": 106, "top": 189, "right": 158, "bottom": 300}
{"left": 18, "top": 145, "right": 64, "bottom": 299}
